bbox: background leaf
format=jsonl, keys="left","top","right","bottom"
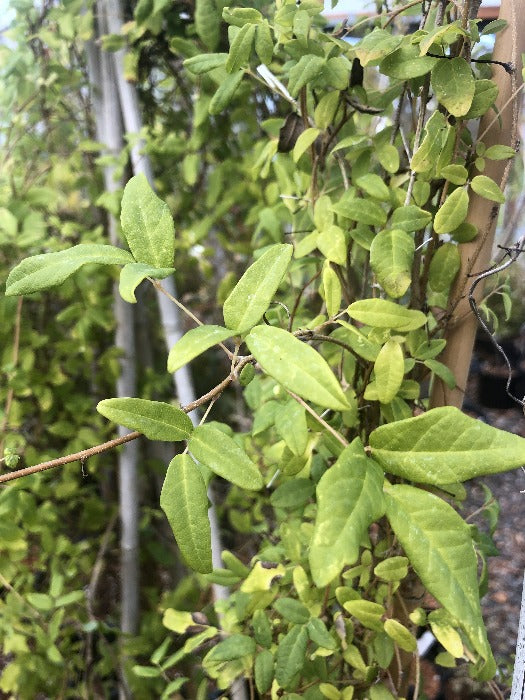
{"left": 167, "top": 325, "right": 232, "bottom": 373}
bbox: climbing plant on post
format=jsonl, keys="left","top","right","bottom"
{"left": 4, "top": 0, "right": 525, "bottom": 698}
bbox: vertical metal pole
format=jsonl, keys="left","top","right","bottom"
{"left": 511, "top": 571, "right": 525, "bottom": 700}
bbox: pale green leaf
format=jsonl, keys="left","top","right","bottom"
{"left": 470, "top": 175, "right": 505, "bottom": 204}
{"left": 347, "top": 299, "right": 427, "bottom": 332}
{"left": 121, "top": 175, "right": 175, "bottom": 268}
{"left": 410, "top": 112, "right": 448, "bottom": 174}
{"left": 322, "top": 56, "right": 351, "bottom": 90}
{"left": 255, "top": 21, "right": 273, "bottom": 64}
{"left": 226, "top": 22, "right": 256, "bottom": 72}
{"left": 370, "top": 229, "right": 414, "bottom": 298}
{"left": 427, "top": 243, "right": 460, "bottom": 309}
{"left": 183, "top": 53, "right": 228, "bottom": 74}
{"left": 333, "top": 195, "right": 387, "bottom": 227}
{"left": 385, "top": 484, "right": 495, "bottom": 676}
{"left": 288, "top": 55, "right": 325, "bottom": 96}
{"left": 245, "top": 325, "right": 350, "bottom": 411}
{"left": 6, "top": 244, "right": 133, "bottom": 297}
{"left": 374, "top": 557, "right": 408, "bottom": 582}
{"left": 97, "top": 398, "right": 193, "bottom": 441}
{"left": 160, "top": 454, "right": 212, "bottom": 572}
{"left": 293, "top": 128, "right": 320, "bottom": 162}
{"left": 309, "top": 441, "right": 385, "bottom": 587}
{"left": 390, "top": 205, "right": 431, "bottom": 232}
{"left": 203, "top": 634, "right": 256, "bottom": 665}
{"left": 384, "top": 619, "right": 417, "bottom": 652}
{"left": 209, "top": 70, "right": 244, "bottom": 114}
{"left": 275, "top": 625, "right": 308, "bottom": 688}
{"left": 119, "top": 263, "right": 174, "bottom": 303}
{"left": 323, "top": 262, "right": 342, "bottom": 317}
{"left": 434, "top": 187, "right": 469, "bottom": 234}
{"left": 380, "top": 43, "right": 438, "bottom": 79}
{"left": 222, "top": 7, "right": 262, "bottom": 26}
{"left": 195, "top": 0, "right": 220, "bottom": 49}
{"left": 317, "top": 225, "right": 346, "bottom": 265}
{"left": 431, "top": 57, "right": 474, "bottom": 117}
{"left": 355, "top": 174, "right": 390, "bottom": 201}
{"left": 189, "top": 424, "right": 263, "bottom": 490}
{"left": 484, "top": 144, "right": 515, "bottom": 160}
{"left": 223, "top": 244, "right": 293, "bottom": 333}
{"left": 343, "top": 600, "right": 384, "bottom": 631}
{"left": 440, "top": 164, "right": 468, "bottom": 185}
{"left": 377, "top": 143, "right": 400, "bottom": 173}
{"left": 464, "top": 80, "right": 498, "bottom": 119}
{"left": 370, "top": 406, "right": 525, "bottom": 485}
{"left": 167, "top": 325, "right": 232, "bottom": 373}
{"left": 275, "top": 400, "right": 308, "bottom": 456}
{"left": 314, "top": 91, "right": 340, "bottom": 129}
{"left": 355, "top": 28, "right": 402, "bottom": 66}
{"left": 374, "top": 340, "right": 404, "bottom": 403}
{"left": 336, "top": 320, "right": 381, "bottom": 361}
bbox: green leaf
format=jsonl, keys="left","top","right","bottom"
{"left": 270, "top": 479, "right": 315, "bottom": 510}
{"left": 317, "top": 225, "right": 347, "bottom": 265}
{"left": 255, "top": 21, "right": 273, "bottom": 64}
{"left": 481, "top": 18, "right": 507, "bottom": 35}
{"left": 288, "top": 55, "right": 325, "bottom": 96}
{"left": 370, "top": 229, "right": 414, "bottom": 298}
{"left": 307, "top": 618, "right": 337, "bottom": 650}
{"left": 385, "top": 484, "right": 495, "bottom": 676}
{"left": 426, "top": 243, "right": 460, "bottom": 309}
{"left": 431, "top": 57, "right": 474, "bottom": 117}
{"left": 97, "top": 398, "right": 193, "bottom": 441}
{"left": 336, "top": 321, "right": 381, "bottom": 361}
{"left": 410, "top": 112, "right": 448, "bottom": 174}
{"left": 226, "top": 23, "right": 256, "bottom": 72}
{"left": 195, "top": 0, "right": 220, "bottom": 49}
{"left": 434, "top": 187, "right": 469, "bottom": 234}
{"left": 384, "top": 619, "right": 417, "bottom": 652}
{"left": 424, "top": 359, "right": 456, "bottom": 389}
{"left": 440, "top": 164, "right": 468, "bottom": 185}
{"left": 167, "top": 325, "right": 232, "bottom": 373}
{"left": 464, "top": 79, "right": 498, "bottom": 119}
{"left": 374, "top": 340, "right": 404, "bottom": 403}
{"left": 222, "top": 7, "right": 263, "bottom": 26}
{"left": 451, "top": 222, "right": 478, "bottom": 243}
{"left": 183, "top": 53, "right": 228, "bottom": 74}
{"left": 470, "top": 175, "right": 505, "bottom": 203}
{"left": 355, "top": 28, "right": 402, "bottom": 66}
{"left": 347, "top": 299, "right": 427, "bottom": 332}
{"left": 254, "top": 649, "right": 274, "bottom": 694}
{"left": 6, "top": 244, "right": 133, "bottom": 296}
{"left": 293, "top": 127, "right": 320, "bottom": 162}
{"left": 309, "top": 441, "right": 385, "bottom": 587}
{"left": 189, "top": 424, "right": 263, "bottom": 490}
{"left": 274, "top": 598, "right": 310, "bottom": 624}
{"left": 323, "top": 263, "right": 342, "bottom": 318}
{"left": 275, "top": 625, "right": 308, "bottom": 689}
{"left": 203, "top": 634, "right": 256, "bottom": 665}
{"left": 245, "top": 325, "right": 350, "bottom": 411}
{"left": 223, "top": 244, "right": 293, "bottom": 333}
{"left": 119, "top": 263, "right": 174, "bottom": 303}
{"left": 314, "top": 91, "right": 340, "bottom": 129}
{"left": 343, "top": 600, "right": 384, "bottom": 631}
{"left": 121, "top": 175, "right": 175, "bottom": 268}
{"left": 370, "top": 406, "right": 525, "bottom": 485}
{"left": 390, "top": 205, "right": 432, "bottom": 232}
{"left": 377, "top": 143, "right": 400, "bottom": 173}
{"left": 209, "top": 70, "right": 244, "bottom": 114}
{"left": 484, "top": 144, "right": 515, "bottom": 160}
{"left": 160, "top": 455, "right": 212, "bottom": 573}
{"left": 253, "top": 609, "right": 273, "bottom": 647}
{"left": 275, "top": 400, "right": 308, "bottom": 456}
{"left": 333, "top": 195, "right": 387, "bottom": 227}
{"left": 132, "top": 665, "right": 161, "bottom": 678}
{"left": 355, "top": 174, "right": 390, "bottom": 201}
{"left": 374, "top": 557, "right": 408, "bottom": 582}
{"left": 380, "top": 43, "right": 438, "bottom": 79}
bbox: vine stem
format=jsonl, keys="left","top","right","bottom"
{"left": 0, "top": 370, "right": 241, "bottom": 485}
{"left": 285, "top": 390, "right": 348, "bottom": 447}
